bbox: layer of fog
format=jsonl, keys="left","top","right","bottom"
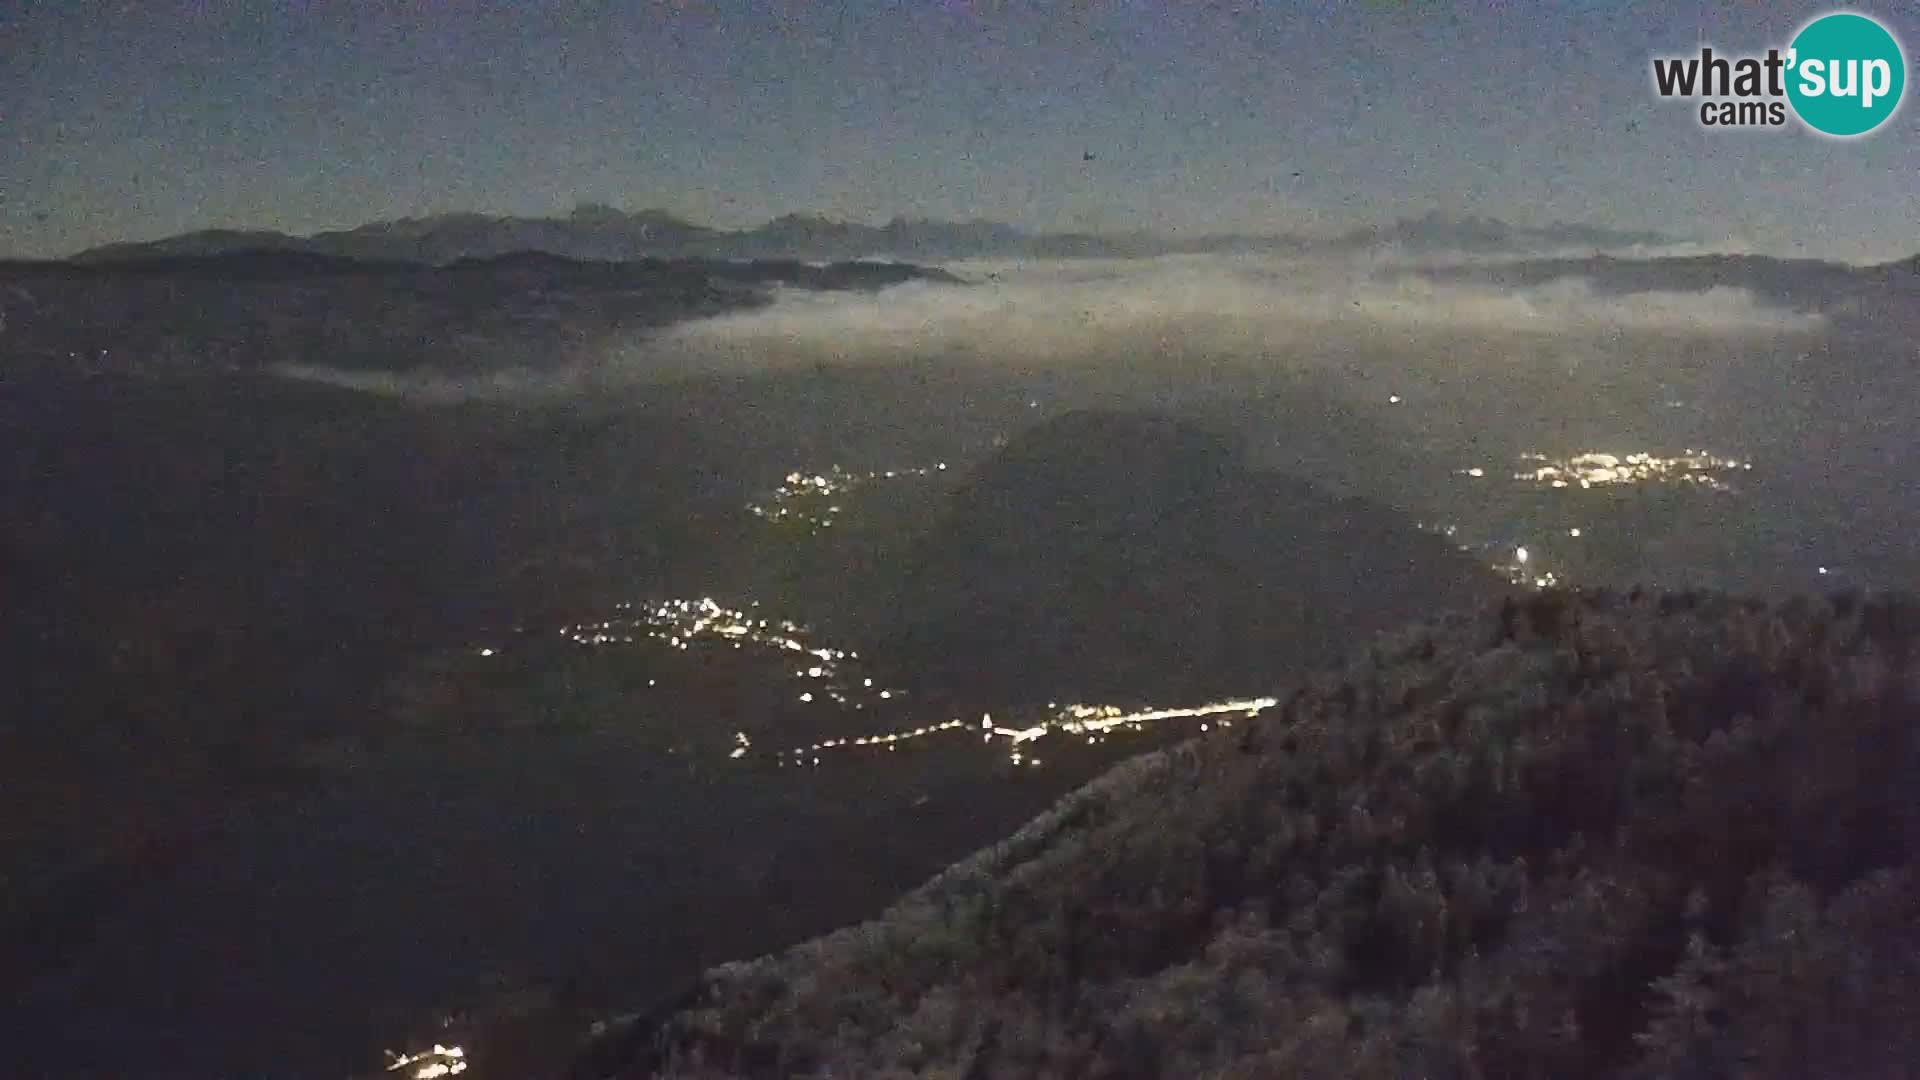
{"left": 649, "top": 255, "right": 1819, "bottom": 374}
{"left": 273, "top": 253, "right": 1825, "bottom": 403}
{"left": 262, "top": 251, "right": 1920, "bottom": 591}
{"left": 269, "top": 252, "right": 1854, "bottom": 512}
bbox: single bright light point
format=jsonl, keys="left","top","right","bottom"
{"left": 1568, "top": 527, "right": 1582, "bottom": 537}
{"left": 1388, "top": 394, "right": 1401, "bottom": 404}
{"left": 1515, "top": 546, "right": 1530, "bottom": 564}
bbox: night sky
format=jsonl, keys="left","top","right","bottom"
{"left": 2, "top": 1, "right": 1914, "bottom": 261}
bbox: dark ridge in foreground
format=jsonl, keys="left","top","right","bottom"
{"left": 595, "top": 590, "right": 1919, "bottom": 1079}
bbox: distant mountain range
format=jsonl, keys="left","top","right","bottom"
{"left": 71, "top": 207, "right": 1683, "bottom": 266}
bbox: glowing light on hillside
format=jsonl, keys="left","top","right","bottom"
{"left": 385, "top": 1044, "right": 467, "bottom": 1078}
{"left": 558, "top": 596, "right": 903, "bottom": 707}
{"left": 1511, "top": 449, "right": 1747, "bottom": 492}
{"left": 747, "top": 462, "right": 950, "bottom": 532}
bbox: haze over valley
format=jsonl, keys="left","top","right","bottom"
{"left": 4, "top": 212, "right": 1915, "bottom": 1077}
{"left": 5, "top": 3, "right": 1919, "bottom": 1076}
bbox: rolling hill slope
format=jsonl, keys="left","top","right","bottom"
{"left": 601, "top": 589, "right": 1920, "bottom": 1079}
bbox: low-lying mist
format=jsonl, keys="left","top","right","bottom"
{"left": 270, "top": 253, "right": 1827, "bottom": 400}
{"left": 270, "top": 253, "right": 1858, "bottom": 505}
{"left": 267, "top": 250, "right": 1920, "bottom": 595}
{"left": 657, "top": 255, "right": 1823, "bottom": 371}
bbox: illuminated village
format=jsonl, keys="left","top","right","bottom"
{"left": 469, "top": 594, "right": 1280, "bottom": 770}
{"left": 1451, "top": 448, "right": 1751, "bottom": 492}
{"left": 383, "top": 1043, "right": 467, "bottom": 1078}
{"left": 747, "top": 462, "right": 949, "bottom": 532}
{"left": 1436, "top": 447, "right": 1755, "bottom": 589}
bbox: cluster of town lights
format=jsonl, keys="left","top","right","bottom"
{"left": 384, "top": 1043, "right": 466, "bottom": 1078}
{"left": 1453, "top": 449, "right": 1749, "bottom": 492}
{"left": 770, "top": 697, "right": 1279, "bottom": 768}
{"left": 747, "top": 462, "right": 949, "bottom": 531}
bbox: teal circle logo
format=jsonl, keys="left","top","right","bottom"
{"left": 1786, "top": 12, "right": 1906, "bottom": 137}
